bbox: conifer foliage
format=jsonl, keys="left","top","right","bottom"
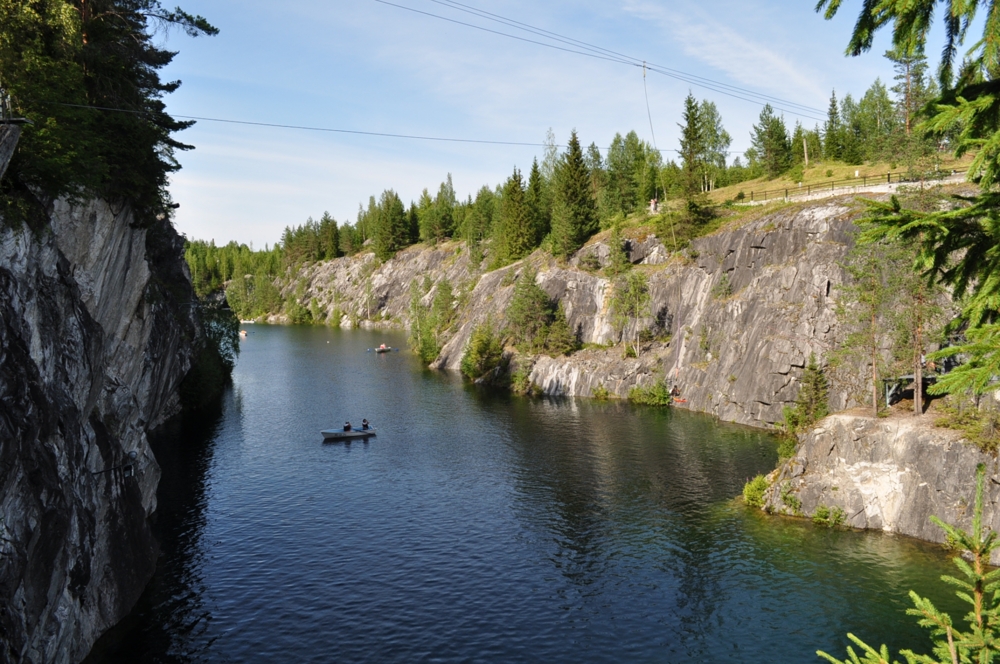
{"left": 818, "top": 464, "right": 1000, "bottom": 664}
{"left": 550, "top": 130, "right": 598, "bottom": 258}
{"left": 493, "top": 167, "right": 533, "bottom": 267}
{"left": 782, "top": 354, "right": 829, "bottom": 434}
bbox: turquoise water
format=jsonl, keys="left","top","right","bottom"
{"left": 88, "top": 325, "right": 965, "bottom": 663}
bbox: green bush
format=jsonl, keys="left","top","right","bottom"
{"left": 628, "top": 380, "right": 671, "bottom": 406}
{"left": 592, "top": 384, "right": 610, "bottom": 400}
{"left": 460, "top": 322, "right": 504, "bottom": 380}
{"left": 776, "top": 432, "right": 798, "bottom": 460}
{"left": 743, "top": 474, "right": 770, "bottom": 508}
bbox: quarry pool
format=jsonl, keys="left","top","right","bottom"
{"left": 87, "top": 325, "right": 963, "bottom": 663}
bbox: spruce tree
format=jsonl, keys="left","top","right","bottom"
{"left": 678, "top": 93, "right": 704, "bottom": 199}
{"left": 526, "top": 159, "right": 550, "bottom": 245}
{"left": 495, "top": 167, "right": 533, "bottom": 267}
{"left": 550, "top": 130, "right": 598, "bottom": 258}
{"left": 373, "top": 189, "right": 409, "bottom": 261}
{"left": 750, "top": 104, "right": 792, "bottom": 178}
{"left": 824, "top": 91, "right": 842, "bottom": 160}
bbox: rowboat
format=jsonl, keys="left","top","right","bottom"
{"left": 374, "top": 346, "right": 392, "bottom": 353}
{"left": 321, "top": 428, "right": 377, "bottom": 441}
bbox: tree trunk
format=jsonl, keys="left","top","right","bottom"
{"left": 914, "top": 290, "right": 923, "bottom": 415}
{"left": 803, "top": 137, "right": 809, "bottom": 168}
{"left": 872, "top": 311, "right": 879, "bottom": 418}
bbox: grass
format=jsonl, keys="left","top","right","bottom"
{"left": 707, "top": 153, "right": 975, "bottom": 205}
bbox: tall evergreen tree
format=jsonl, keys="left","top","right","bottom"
{"left": 678, "top": 93, "right": 704, "bottom": 198}
{"left": 550, "top": 130, "right": 598, "bottom": 258}
{"left": 824, "top": 91, "right": 842, "bottom": 160}
{"left": 494, "top": 167, "right": 534, "bottom": 267}
{"left": 750, "top": 104, "right": 792, "bottom": 178}
{"left": 373, "top": 189, "right": 409, "bottom": 261}
{"left": 526, "top": 159, "right": 549, "bottom": 245}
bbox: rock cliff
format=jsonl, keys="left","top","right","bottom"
{"left": 285, "top": 200, "right": 867, "bottom": 429}
{"left": 0, "top": 188, "right": 199, "bottom": 662}
{"left": 761, "top": 412, "right": 1000, "bottom": 562}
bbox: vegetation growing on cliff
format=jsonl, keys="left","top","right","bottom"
{"left": 819, "top": 465, "right": 1000, "bottom": 664}
{"left": 0, "top": 0, "right": 217, "bottom": 223}
{"left": 822, "top": 0, "right": 1000, "bottom": 407}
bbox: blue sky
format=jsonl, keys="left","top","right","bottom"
{"left": 158, "top": 0, "right": 940, "bottom": 248}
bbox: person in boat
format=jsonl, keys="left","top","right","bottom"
{"left": 344, "top": 421, "right": 351, "bottom": 432}
{"left": 670, "top": 384, "right": 681, "bottom": 397}
{"left": 362, "top": 419, "right": 369, "bottom": 430}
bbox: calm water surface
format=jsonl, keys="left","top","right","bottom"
{"left": 89, "top": 326, "right": 964, "bottom": 663}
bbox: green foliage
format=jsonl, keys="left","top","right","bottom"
{"left": 460, "top": 321, "right": 505, "bottom": 381}
{"left": 780, "top": 482, "right": 802, "bottom": 514}
{"left": 373, "top": 189, "right": 411, "bottom": 261}
{"left": 550, "top": 130, "right": 599, "bottom": 258}
{"left": 0, "top": 0, "right": 217, "bottom": 223}
{"left": 492, "top": 167, "right": 535, "bottom": 268}
{"left": 281, "top": 213, "right": 341, "bottom": 266}
{"left": 505, "top": 269, "right": 579, "bottom": 356}
{"left": 407, "top": 280, "right": 440, "bottom": 365}
{"left": 935, "top": 393, "right": 1000, "bottom": 454}
{"left": 179, "top": 298, "right": 239, "bottom": 411}
{"left": 748, "top": 104, "right": 792, "bottom": 178}
{"left": 776, "top": 434, "right": 798, "bottom": 461}
{"left": 510, "top": 363, "right": 536, "bottom": 396}
{"left": 610, "top": 269, "right": 651, "bottom": 358}
{"left": 628, "top": 379, "right": 671, "bottom": 406}
{"left": 591, "top": 384, "right": 610, "bottom": 400}
{"left": 743, "top": 474, "right": 770, "bottom": 508}
{"left": 679, "top": 93, "right": 705, "bottom": 199}
{"left": 711, "top": 272, "right": 732, "bottom": 300}
{"left": 418, "top": 174, "right": 457, "bottom": 243}
{"left": 812, "top": 505, "right": 846, "bottom": 528}
{"left": 605, "top": 219, "right": 630, "bottom": 277}
{"left": 783, "top": 354, "right": 830, "bottom": 434}
{"left": 818, "top": 464, "right": 1000, "bottom": 664}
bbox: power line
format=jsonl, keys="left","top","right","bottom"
{"left": 374, "top": 0, "right": 828, "bottom": 123}
{"left": 46, "top": 101, "right": 750, "bottom": 154}
{"left": 430, "top": 0, "right": 826, "bottom": 116}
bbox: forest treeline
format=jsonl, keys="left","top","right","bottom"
{"left": 187, "top": 47, "right": 943, "bottom": 322}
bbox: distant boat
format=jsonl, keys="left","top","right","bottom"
{"left": 374, "top": 345, "right": 392, "bottom": 353}
{"left": 321, "top": 428, "right": 376, "bottom": 441}
{"left": 239, "top": 330, "right": 248, "bottom": 338}
{"left": 240, "top": 319, "right": 255, "bottom": 324}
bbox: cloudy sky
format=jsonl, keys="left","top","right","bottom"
{"left": 158, "top": 0, "right": 943, "bottom": 248}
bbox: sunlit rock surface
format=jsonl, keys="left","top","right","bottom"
{"left": 762, "top": 412, "right": 1000, "bottom": 562}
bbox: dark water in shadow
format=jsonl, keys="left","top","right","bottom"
{"left": 88, "top": 325, "right": 964, "bottom": 663}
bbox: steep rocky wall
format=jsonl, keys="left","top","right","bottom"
{"left": 430, "top": 201, "right": 857, "bottom": 428}
{"left": 284, "top": 200, "right": 865, "bottom": 429}
{"left": 0, "top": 198, "right": 198, "bottom": 663}
{"left": 760, "top": 413, "right": 1000, "bottom": 562}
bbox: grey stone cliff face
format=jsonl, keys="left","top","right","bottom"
{"left": 285, "top": 201, "right": 861, "bottom": 429}
{"left": 762, "top": 412, "right": 1000, "bottom": 562}
{"left": 0, "top": 199, "right": 198, "bottom": 663}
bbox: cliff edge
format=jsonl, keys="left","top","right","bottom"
{"left": 0, "top": 143, "right": 200, "bottom": 663}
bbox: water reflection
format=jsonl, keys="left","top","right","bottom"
{"left": 87, "top": 327, "right": 965, "bottom": 663}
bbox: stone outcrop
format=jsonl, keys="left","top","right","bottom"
{"left": 761, "top": 412, "right": 1000, "bottom": 562}
{"left": 430, "top": 201, "right": 857, "bottom": 427}
{"left": 283, "top": 199, "right": 870, "bottom": 429}
{"left": 0, "top": 195, "right": 199, "bottom": 663}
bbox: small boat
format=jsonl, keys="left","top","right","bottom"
{"left": 239, "top": 330, "right": 248, "bottom": 338}
{"left": 321, "top": 428, "right": 376, "bottom": 441}
{"left": 374, "top": 345, "right": 392, "bottom": 353}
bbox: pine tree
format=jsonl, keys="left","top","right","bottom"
{"left": 506, "top": 268, "right": 551, "bottom": 351}
{"left": 678, "top": 93, "right": 704, "bottom": 199}
{"left": 550, "top": 130, "right": 598, "bottom": 258}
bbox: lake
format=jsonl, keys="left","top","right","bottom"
{"left": 87, "top": 325, "right": 963, "bottom": 663}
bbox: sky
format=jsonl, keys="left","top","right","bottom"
{"left": 156, "top": 0, "right": 945, "bottom": 249}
